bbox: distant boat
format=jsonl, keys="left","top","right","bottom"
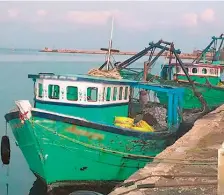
{"left": 117, "top": 35, "right": 224, "bottom": 111}
{"left": 146, "top": 35, "right": 224, "bottom": 111}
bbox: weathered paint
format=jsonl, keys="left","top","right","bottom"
{"left": 5, "top": 73, "right": 185, "bottom": 187}
{"left": 11, "top": 122, "right": 24, "bottom": 129}
{"left": 66, "top": 125, "right": 105, "bottom": 140}
{"left": 7, "top": 114, "right": 172, "bottom": 185}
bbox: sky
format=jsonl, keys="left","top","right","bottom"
{"left": 0, "top": 1, "right": 223, "bottom": 52}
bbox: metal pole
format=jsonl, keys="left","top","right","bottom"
{"left": 106, "top": 16, "right": 114, "bottom": 71}
{"left": 143, "top": 61, "right": 149, "bottom": 81}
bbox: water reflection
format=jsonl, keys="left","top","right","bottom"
{"left": 28, "top": 179, "right": 117, "bottom": 195}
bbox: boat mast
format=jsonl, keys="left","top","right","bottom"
{"left": 106, "top": 16, "right": 114, "bottom": 71}
{"left": 193, "top": 34, "right": 224, "bottom": 64}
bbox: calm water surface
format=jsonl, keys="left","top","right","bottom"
{"left": 0, "top": 49, "right": 161, "bottom": 195}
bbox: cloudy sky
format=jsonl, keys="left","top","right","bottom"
{"left": 0, "top": 1, "right": 223, "bottom": 52}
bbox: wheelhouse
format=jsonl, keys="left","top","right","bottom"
{"left": 34, "top": 76, "right": 130, "bottom": 105}
{"left": 28, "top": 73, "right": 133, "bottom": 125}
{"left": 175, "top": 64, "right": 220, "bottom": 77}
{"left": 161, "top": 63, "right": 224, "bottom": 85}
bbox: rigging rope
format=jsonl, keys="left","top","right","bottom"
{"left": 88, "top": 68, "right": 122, "bottom": 79}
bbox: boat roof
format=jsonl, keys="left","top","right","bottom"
{"left": 28, "top": 73, "right": 184, "bottom": 93}
{"left": 166, "top": 63, "right": 224, "bottom": 69}
{"left": 28, "top": 73, "right": 138, "bottom": 85}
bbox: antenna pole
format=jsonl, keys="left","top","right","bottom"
{"left": 106, "top": 16, "right": 114, "bottom": 70}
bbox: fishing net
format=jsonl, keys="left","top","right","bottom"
{"left": 87, "top": 68, "right": 123, "bottom": 79}
{"left": 129, "top": 88, "right": 168, "bottom": 131}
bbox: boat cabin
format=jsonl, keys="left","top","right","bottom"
{"left": 28, "top": 73, "right": 133, "bottom": 125}
{"left": 28, "top": 73, "right": 184, "bottom": 130}
{"left": 161, "top": 63, "right": 224, "bottom": 85}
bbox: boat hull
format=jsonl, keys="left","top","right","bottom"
{"left": 5, "top": 109, "right": 176, "bottom": 186}
{"left": 147, "top": 76, "right": 224, "bottom": 110}
{"left": 120, "top": 71, "right": 224, "bottom": 110}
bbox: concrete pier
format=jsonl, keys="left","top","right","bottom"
{"left": 39, "top": 48, "right": 214, "bottom": 60}
{"left": 110, "top": 105, "right": 224, "bottom": 195}
{"left": 218, "top": 143, "right": 224, "bottom": 195}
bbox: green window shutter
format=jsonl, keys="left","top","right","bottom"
{"left": 67, "top": 86, "right": 78, "bottom": 101}
{"left": 48, "top": 85, "right": 60, "bottom": 99}
{"left": 106, "top": 87, "right": 111, "bottom": 101}
{"left": 119, "top": 87, "right": 123, "bottom": 100}
{"left": 124, "top": 87, "right": 128, "bottom": 100}
{"left": 113, "top": 87, "right": 117, "bottom": 101}
{"left": 38, "top": 83, "right": 43, "bottom": 97}
{"left": 87, "top": 87, "right": 98, "bottom": 102}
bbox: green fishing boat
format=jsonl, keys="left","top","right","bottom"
{"left": 3, "top": 72, "right": 184, "bottom": 189}
{"left": 115, "top": 35, "right": 224, "bottom": 111}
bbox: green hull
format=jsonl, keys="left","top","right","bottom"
{"left": 6, "top": 110, "right": 175, "bottom": 186}
{"left": 121, "top": 71, "right": 224, "bottom": 110}
{"left": 147, "top": 76, "right": 224, "bottom": 110}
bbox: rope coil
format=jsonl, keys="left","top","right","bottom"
{"left": 88, "top": 68, "right": 122, "bottom": 79}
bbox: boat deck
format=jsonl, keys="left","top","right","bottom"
{"left": 109, "top": 105, "right": 224, "bottom": 195}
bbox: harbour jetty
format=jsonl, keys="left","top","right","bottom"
{"left": 109, "top": 105, "right": 224, "bottom": 195}
{"left": 39, "top": 47, "right": 214, "bottom": 60}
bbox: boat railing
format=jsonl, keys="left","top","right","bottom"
{"left": 130, "top": 82, "right": 184, "bottom": 132}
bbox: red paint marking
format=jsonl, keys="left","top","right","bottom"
{"left": 19, "top": 111, "right": 29, "bottom": 121}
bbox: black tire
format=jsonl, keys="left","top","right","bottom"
{"left": 1, "top": 135, "right": 10, "bottom": 165}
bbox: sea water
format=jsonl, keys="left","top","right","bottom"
{"left": 0, "top": 48, "right": 162, "bottom": 195}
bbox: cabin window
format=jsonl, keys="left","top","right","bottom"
{"left": 202, "top": 68, "right": 207, "bottom": 74}
{"left": 185, "top": 68, "right": 189, "bottom": 73}
{"left": 176, "top": 67, "right": 181, "bottom": 73}
{"left": 113, "top": 87, "right": 117, "bottom": 101}
{"left": 215, "top": 69, "right": 218, "bottom": 75}
{"left": 192, "top": 68, "right": 197, "bottom": 74}
{"left": 67, "top": 86, "right": 78, "bottom": 101}
{"left": 119, "top": 87, "right": 123, "bottom": 100}
{"left": 124, "top": 87, "right": 128, "bottom": 100}
{"left": 38, "top": 83, "right": 43, "bottom": 98}
{"left": 106, "top": 87, "right": 111, "bottom": 101}
{"left": 102, "top": 87, "right": 105, "bottom": 101}
{"left": 48, "top": 85, "right": 60, "bottom": 99}
{"left": 210, "top": 68, "right": 215, "bottom": 75}
{"left": 220, "top": 69, "right": 224, "bottom": 81}
{"left": 87, "top": 87, "right": 98, "bottom": 102}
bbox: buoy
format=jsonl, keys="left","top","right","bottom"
{"left": 69, "top": 191, "right": 104, "bottom": 195}
{"left": 1, "top": 135, "right": 10, "bottom": 165}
